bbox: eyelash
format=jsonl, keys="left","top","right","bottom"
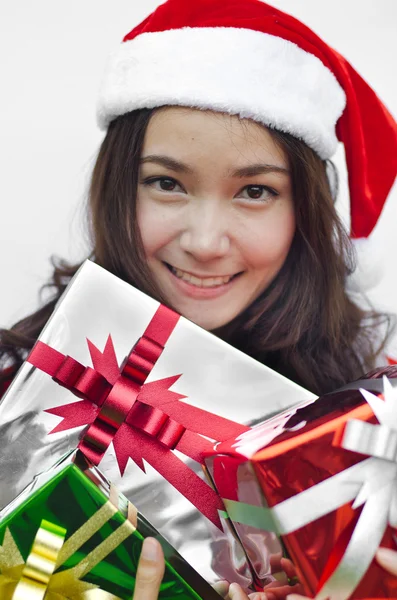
{"left": 141, "top": 176, "right": 279, "bottom": 202}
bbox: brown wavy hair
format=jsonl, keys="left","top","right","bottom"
{"left": 0, "top": 108, "right": 393, "bottom": 394}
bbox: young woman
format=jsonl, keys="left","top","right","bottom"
{"left": 1, "top": 0, "right": 397, "bottom": 396}
{"left": 1, "top": 0, "right": 397, "bottom": 597}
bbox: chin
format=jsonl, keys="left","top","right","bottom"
{"left": 178, "top": 310, "right": 236, "bottom": 332}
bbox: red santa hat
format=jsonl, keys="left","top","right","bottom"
{"left": 97, "top": 0, "right": 397, "bottom": 288}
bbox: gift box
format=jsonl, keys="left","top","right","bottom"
{"left": 205, "top": 372, "right": 397, "bottom": 599}
{"left": 0, "top": 260, "right": 315, "bottom": 586}
{"left": 0, "top": 448, "right": 221, "bottom": 599}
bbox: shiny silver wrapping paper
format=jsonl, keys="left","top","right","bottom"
{"left": 0, "top": 260, "right": 315, "bottom": 588}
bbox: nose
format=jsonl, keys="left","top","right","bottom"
{"left": 179, "top": 203, "right": 230, "bottom": 261}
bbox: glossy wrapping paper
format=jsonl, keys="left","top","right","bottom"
{"left": 206, "top": 372, "right": 397, "bottom": 599}
{"left": 0, "top": 449, "right": 219, "bottom": 599}
{"left": 0, "top": 260, "right": 315, "bottom": 588}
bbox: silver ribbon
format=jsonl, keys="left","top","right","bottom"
{"left": 224, "top": 377, "right": 397, "bottom": 600}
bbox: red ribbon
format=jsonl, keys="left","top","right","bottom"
{"left": 27, "top": 304, "right": 249, "bottom": 528}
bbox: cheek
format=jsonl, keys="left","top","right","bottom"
{"left": 136, "top": 201, "right": 178, "bottom": 255}
{"left": 244, "top": 208, "right": 295, "bottom": 268}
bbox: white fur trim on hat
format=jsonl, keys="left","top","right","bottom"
{"left": 97, "top": 27, "right": 346, "bottom": 159}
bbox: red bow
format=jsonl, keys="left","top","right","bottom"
{"left": 27, "top": 304, "right": 249, "bottom": 528}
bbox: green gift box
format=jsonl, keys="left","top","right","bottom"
{"left": 0, "top": 450, "right": 220, "bottom": 599}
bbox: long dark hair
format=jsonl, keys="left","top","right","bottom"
{"left": 0, "top": 109, "right": 393, "bottom": 394}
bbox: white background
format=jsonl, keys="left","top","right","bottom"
{"left": 1, "top": 1, "right": 397, "bottom": 336}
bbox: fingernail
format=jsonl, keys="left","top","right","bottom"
{"left": 229, "top": 583, "right": 243, "bottom": 599}
{"left": 272, "top": 570, "right": 288, "bottom": 584}
{"left": 213, "top": 580, "right": 230, "bottom": 596}
{"left": 376, "top": 547, "right": 397, "bottom": 572}
{"left": 141, "top": 537, "right": 161, "bottom": 561}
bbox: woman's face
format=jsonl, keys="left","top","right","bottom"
{"left": 136, "top": 107, "right": 295, "bottom": 330}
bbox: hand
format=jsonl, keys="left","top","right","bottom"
{"left": 284, "top": 547, "right": 397, "bottom": 599}
{"left": 263, "top": 556, "right": 305, "bottom": 599}
{"left": 134, "top": 538, "right": 271, "bottom": 600}
{"left": 214, "top": 557, "right": 304, "bottom": 600}
{"left": 213, "top": 580, "right": 274, "bottom": 599}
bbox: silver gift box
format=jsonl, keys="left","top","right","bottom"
{"left": 0, "top": 260, "right": 315, "bottom": 588}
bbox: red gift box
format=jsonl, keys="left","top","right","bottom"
{"left": 205, "top": 372, "right": 397, "bottom": 599}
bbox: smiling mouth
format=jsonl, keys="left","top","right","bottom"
{"left": 164, "top": 263, "right": 242, "bottom": 288}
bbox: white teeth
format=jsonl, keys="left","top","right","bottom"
{"left": 202, "top": 278, "right": 215, "bottom": 288}
{"left": 170, "top": 266, "right": 234, "bottom": 287}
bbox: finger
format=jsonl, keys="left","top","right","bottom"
{"left": 262, "top": 582, "right": 305, "bottom": 599}
{"left": 376, "top": 546, "right": 397, "bottom": 575}
{"left": 213, "top": 580, "right": 230, "bottom": 598}
{"left": 248, "top": 593, "right": 275, "bottom": 600}
{"left": 228, "top": 583, "right": 250, "bottom": 600}
{"left": 133, "top": 537, "right": 165, "bottom": 600}
{"left": 228, "top": 584, "right": 273, "bottom": 600}
{"left": 263, "top": 573, "right": 289, "bottom": 588}
{"left": 285, "top": 595, "right": 310, "bottom": 600}
{"left": 280, "top": 558, "right": 298, "bottom": 580}
{"left": 263, "top": 579, "right": 287, "bottom": 590}
{"left": 269, "top": 553, "right": 283, "bottom": 572}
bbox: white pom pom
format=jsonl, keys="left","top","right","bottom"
{"left": 346, "top": 237, "right": 384, "bottom": 293}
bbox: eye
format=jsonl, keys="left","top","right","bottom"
{"left": 142, "top": 176, "right": 185, "bottom": 193}
{"left": 237, "top": 185, "right": 278, "bottom": 202}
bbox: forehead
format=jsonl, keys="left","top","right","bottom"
{"left": 142, "top": 106, "right": 287, "bottom": 168}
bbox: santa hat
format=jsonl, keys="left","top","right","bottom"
{"left": 97, "top": 0, "right": 397, "bottom": 289}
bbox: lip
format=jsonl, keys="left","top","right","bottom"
{"left": 168, "top": 264, "right": 237, "bottom": 280}
{"left": 163, "top": 262, "right": 242, "bottom": 299}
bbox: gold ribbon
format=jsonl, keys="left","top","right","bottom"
{"left": 12, "top": 519, "right": 66, "bottom": 600}
{"left": 0, "top": 498, "right": 136, "bottom": 599}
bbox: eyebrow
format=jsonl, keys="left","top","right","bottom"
{"left": 140, "top": 155, "right": 194, "bottom": 174}
{"left": 139, "top": 155, "right": 289, "bottom": 177}
{"left": 230, "top": 163, "right": 289, "bottom": 177}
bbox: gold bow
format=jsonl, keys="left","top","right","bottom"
{"left": 0, "top": 499, "right": 136, "bottom": 599}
